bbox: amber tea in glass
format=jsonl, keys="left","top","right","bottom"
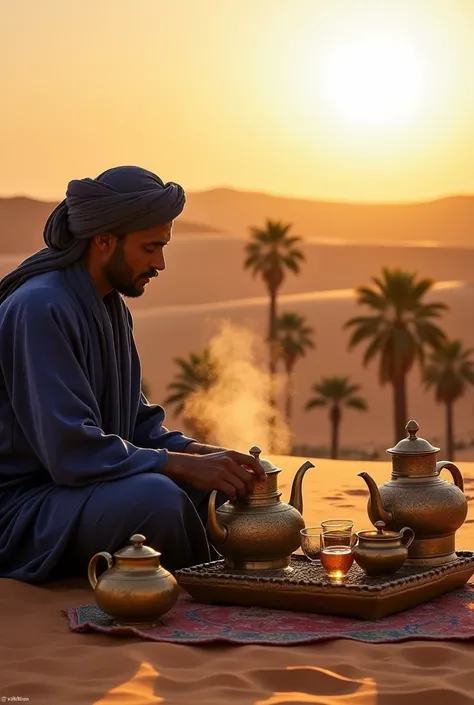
{"left": 320, "top": 530, "right": 354, "bottom": 581}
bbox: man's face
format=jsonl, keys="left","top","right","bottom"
{"left": 103, "top": 222, "right": 172, "bottom": 298}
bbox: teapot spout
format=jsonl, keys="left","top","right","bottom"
{"left": 358, "top": 472, "right": 393, "bottom": 524}
{"left": 207, "top": 490, "right": 228, "bottom": 546}
{"left": 289, "top": 460, "right": 315, "bottom": 516}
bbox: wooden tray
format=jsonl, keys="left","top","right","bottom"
{"left": 176, "top": 551, "right": 474, "bottom": 620}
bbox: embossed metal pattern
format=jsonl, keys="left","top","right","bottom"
{"left": 207, "top": 449, "right": 314, "bottom": 570}
{"left": 359, "top": 419, "right": 468, "bottom": 566}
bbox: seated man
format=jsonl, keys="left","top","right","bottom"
{"left": 0, "top": 165, "right": 264, "bottom": 583}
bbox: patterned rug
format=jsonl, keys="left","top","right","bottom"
{"left": 63, "top": 584, "right": 474, "bottom": 645}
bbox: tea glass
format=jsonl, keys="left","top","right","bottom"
{"left": 300, "top": 526, "right": 323, "bottom": 562}
{"left": 320, "top": 530, "right": 355, "bottom": 582}
{"left": 321, "top": 519, "right": 354, "bottom": 534}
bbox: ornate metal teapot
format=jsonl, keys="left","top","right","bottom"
{"left": 358, "top": 420, "right": 468, "bottom": 566}
{"left": 88, "top": 534, "right": 179, "bottom": 626}
{"left": 207, "top": 446, "right": 314, "bottom": 570}
{"left": 354, "top": 521, "right": 415, "bottom": 576}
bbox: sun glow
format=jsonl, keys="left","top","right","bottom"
{"left": 320, "top": 34, "right": 427, "bottom": 128}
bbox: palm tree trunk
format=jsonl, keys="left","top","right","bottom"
{"left": 445, "top": 401, "right": 454, "bottom": 460}
{"left": 268, "top": 288, "right": 278, "bottom": 378}
{"left": 392, "top": 373, "right": 407, "bottom": 444}
{"left": 268, "top": 287, "right": 278, "bottom": 451}
{"left": 285, "top": 368, "right": 293, "bottom": 426}
{"left": 330, "top": 405, "right": 341, "bottom": 459}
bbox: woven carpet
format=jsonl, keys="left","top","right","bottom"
{"left": 62, "top": 584, "right": 474, "bottom": 645}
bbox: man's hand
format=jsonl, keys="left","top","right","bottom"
{"left": 162, "top": 448, "right": 266, "bottom": 499}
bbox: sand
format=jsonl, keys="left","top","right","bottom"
{"left": 2, "top": 454, "right": 474, "bottom": 705}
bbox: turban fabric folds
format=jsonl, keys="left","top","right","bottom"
{"left": 0, "top": 166, "right": 186, "bottom": 303}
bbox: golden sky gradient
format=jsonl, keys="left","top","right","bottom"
{"left": 2, "top": 0, "right": 474, "bottom": 203}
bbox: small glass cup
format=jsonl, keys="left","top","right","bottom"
{"left": 300, "top": 526, "right": 323, "bottom": 562}
{"left": 320, "top": 530, "right": 355, "bottom": 582}
{"left": 321, "top": 519, "right": 354, "bottom": 534}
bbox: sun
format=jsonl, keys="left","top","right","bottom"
{"left": 320, "top": 35, "right": 426, "bottom": 128}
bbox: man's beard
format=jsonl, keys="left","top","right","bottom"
{"left": 103, "top": 245, "right": 156, "bottom": 298}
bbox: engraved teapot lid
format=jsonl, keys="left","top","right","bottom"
{"left": 386, "top": 420, "right": 440, "bottom": 456}
{"left": 114, "top": 534, "right": 160, "bottom": 561}
{"left": 249, "top": 445, "right": 281, "bottom": 474}
{"left": 356, "top": 521, "right": 405, "bottom": 540}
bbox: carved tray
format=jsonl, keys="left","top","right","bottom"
{"left": 176, "top": 551, "right": 474, "bottom": 620}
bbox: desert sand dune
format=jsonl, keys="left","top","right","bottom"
{"left": 184, "top": 189, "right": 474, "bottom": 246}
{"left": 133, "top": 281, "right": 474, "bottom": 456}
{"left": 0, "top": 236, "right": 472, "bottom": 455}
{"left": 1, "top": 237, "right": 473, "bottom": 310}
{"left": 0, "top": 196, "right": 221, "bottom": 255}
{"left": 3, "top": 189, "right": 474, "bottom": 255}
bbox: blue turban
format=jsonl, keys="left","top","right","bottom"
{"left": 0, "top": 165, "right": 186, "bottom": 303}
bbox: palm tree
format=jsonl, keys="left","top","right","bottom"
{"left": 275, "top": 312, "right": 315, "bottom": 426}
{"left": 344, "top": 267, "right": 448, "bottom": 444}
{"left": 244, "top": 221, "right": 305, "bottom": 379}
{"left": 305, "top": 376, "right": 368, "bottom": 459}
{"left": 164, "top": 349, "right": 218, "bottom": 442}
{"left": 423, "top": 339, "right": 474, "bottom": 460}
{"left": 244, "top": 220, "right": 305, "bottom": 450}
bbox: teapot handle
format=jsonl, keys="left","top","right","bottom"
{"left": 88, "top": 551, "right": 113, "bottom": 589}
{"left": 400, "top": 527, "right": 415, "bottom": 548}
{"left": 436, "top": 461, "right": 464, "bottom": 492}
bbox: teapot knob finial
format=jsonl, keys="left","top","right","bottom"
{"left": 249, "top": 445, "right": 262, "bottom": 459}
{"left": 374, "top": 521, "right": 385, "bottom": 534}
{"left": 130, "top": 533, "right": 146, "bottom": 548}
{"left": 405, "top": 420, "right": 420, "bottom": 439}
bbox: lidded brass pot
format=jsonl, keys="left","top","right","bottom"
{"left": 354, "top": 521, "right": 415, "bottom": 576}
{"left": 207, "top": 446, "right": 314, "bottom": 570}
{"left": 88, "top": 534, "right": 179, "bottom": 627}
{"left": 358, "top": 420, "right": 468, "bottom": 566}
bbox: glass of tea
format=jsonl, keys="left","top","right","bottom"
{"left": 300, "top": 526, "right": 323, "bottom": 562}
{"left": 321, "top": 519, "right": 354, "bottom": 534}
{"left": 320, "top": 530, "right": 355, "bottom": 582}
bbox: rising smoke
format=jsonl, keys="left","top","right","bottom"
{"left": 183, "top": 321, "right": 291, "bottom": 455}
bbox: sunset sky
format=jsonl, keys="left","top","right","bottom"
{"left": 2, "top": 0, "right": 474, "bottom": 203}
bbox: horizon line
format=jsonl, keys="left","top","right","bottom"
{"left": 1, "top": 184, "right": 474, "bottom": 208}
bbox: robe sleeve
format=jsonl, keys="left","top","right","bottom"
{"left": 0, "top": 288, "right": 172, "bottom": 488}
{"left": 133, "top": 393, "right": 197, "bottom": 451}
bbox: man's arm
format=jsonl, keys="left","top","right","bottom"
{"left": 0, "top": 290, "right": 171, "bottom": 488}
{"left": 183, "top": 441, "right": 228, "bottom": 455}
{"left": 132, "top": 392, "right": 197, "bottom": 452}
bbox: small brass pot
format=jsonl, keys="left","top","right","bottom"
{"left": 354, "top": 521, "right": 415, "bottom": 577}
{"left": 88, "top": 534, "right": 179, "bottom": 627}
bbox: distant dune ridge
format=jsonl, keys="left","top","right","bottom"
{"left": 2, "top": 188, "right": 474, "bottom": 251}
{"left": 0, "top": 196, "right": 222, "bottom": 256}
{"left": 1, "top": 188, "right": 474, "bottom": 457}
{"left": 184, "top": 188, "right": 474, "bottom": 246}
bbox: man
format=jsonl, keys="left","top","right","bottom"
{"left": 0, "top": 165, "right": 264, "bottom": 584}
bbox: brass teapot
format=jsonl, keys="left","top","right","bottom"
{"left": 88, "top": 534, "right": 179, "bottom": 626}
{"left": 207, "top": 446, "right": 314, "bottom": 570}
{"left": 358, "top": 420, "right": 468, "bottom": 566}
{"left": 354, "top": 521, "right": 415, "bottom": 576}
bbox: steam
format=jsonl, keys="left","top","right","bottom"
{"left": 183, "top": 321, "right": 291, "bottom": 455}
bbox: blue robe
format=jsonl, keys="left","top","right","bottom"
{"left": 0, "top": 262, "right": 217, "bottom": 583}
